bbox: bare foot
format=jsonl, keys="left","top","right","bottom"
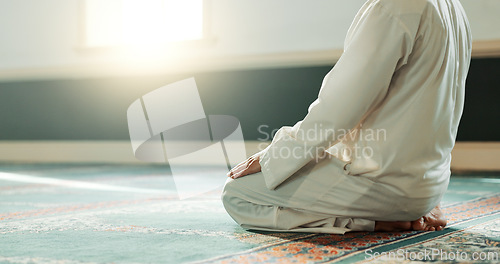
{"left": 374, "top": 221, "right": 412, "bottom": 232}
{"left": 411, "top": 205, "right": 447, "bottom": 231}
{"left": 374, "top": 206, "right": 447, "bottom": 232}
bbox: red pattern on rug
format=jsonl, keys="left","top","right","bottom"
{"left": 209, "top": 195, "right": 500, "bottom": 264}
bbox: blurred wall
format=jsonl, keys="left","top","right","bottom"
{"left": 1, "top": 58, "right": 499, "bottom": 141}
{"left": 1, "top": 0, "right": 499, "bottom": 79}
{"left": 0, "top": 0, "right": 499, "bottom": 142}
{"left": 0, "top": 0, "right": 365, "bottom": 78}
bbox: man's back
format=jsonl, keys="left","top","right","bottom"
{"left": 340, "top": 0, "right": 472, "bottom": 198}
{"left": 222, "top": 0, "right": 471, "bottom": 234}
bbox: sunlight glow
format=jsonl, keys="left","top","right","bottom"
{"left": 0, "top": 172, "right": 165, "bottom": 194}
{"left": 85, "top": 0, "right": 203, "bottom": 47}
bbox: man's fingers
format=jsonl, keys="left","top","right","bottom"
{"left": 227, "top": 156, "right": 261, "bottom": 179}
{"left": 234, "top": 164, "right": 257, "bottom": 179}
{"left": 227, "top": 160, "right": 249, "bottom": 177}
{"left": 227, "top": 159, "right": 248, "bottom": 176}
{"left": 228, "top": 167, "right": 245, "bottom": 179}
{"left": 230, "top": 164, "right": 252, "bottom": 179}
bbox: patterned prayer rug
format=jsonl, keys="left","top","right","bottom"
{"left": 0, "top": 163, "right": 498, "bottom": 263}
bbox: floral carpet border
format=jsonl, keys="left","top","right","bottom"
{"left": 198, "top": 194, "right": 500, "bottom": 264}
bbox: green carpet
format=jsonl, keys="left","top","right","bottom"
{"left": 0, "top": 163, "right": 498, "bottom": 263}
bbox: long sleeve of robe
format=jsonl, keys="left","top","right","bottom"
{"left": 259, "top": 0, "right": 472, "bottom": 198}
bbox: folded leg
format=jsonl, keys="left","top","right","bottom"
{"left": 222, "top": 157, "right": 375, "bottom": 234}
{"left": 222, "top": 156, "right": 442, "bottom": 234}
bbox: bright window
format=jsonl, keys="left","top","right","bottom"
{"left": 83, "top": 0, "right": 204, "bottom": 47}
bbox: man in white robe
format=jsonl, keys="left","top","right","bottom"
{"left": 222, "top": 0, "right": 472, "bottom": 233}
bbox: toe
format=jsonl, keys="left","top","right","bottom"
{"left": 411, "top": 217, "right": 426, "bottom": 231}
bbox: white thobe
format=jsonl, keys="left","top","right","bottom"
{"left": 222, "top": 0, "right": 472, "bottom": 233}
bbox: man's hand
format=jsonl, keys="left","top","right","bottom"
{"left": 227, "top": 155, "right": 261, "bottom": 179}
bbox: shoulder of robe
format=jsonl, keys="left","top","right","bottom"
{"left": 375, "top": 0, "right": 428, "bottom": 15}
{"left": 372, "top": 0, "right": 435, "bottom": 36}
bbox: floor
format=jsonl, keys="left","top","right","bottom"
{"left": 0, "top": 163, "right": 498, "bottom": 263}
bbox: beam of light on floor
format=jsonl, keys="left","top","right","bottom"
{"left": 0, "top": 172, "right": 166, "bottom": 194}
{"left": 476, "top": 178, "right": 500, "bottom": 184}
